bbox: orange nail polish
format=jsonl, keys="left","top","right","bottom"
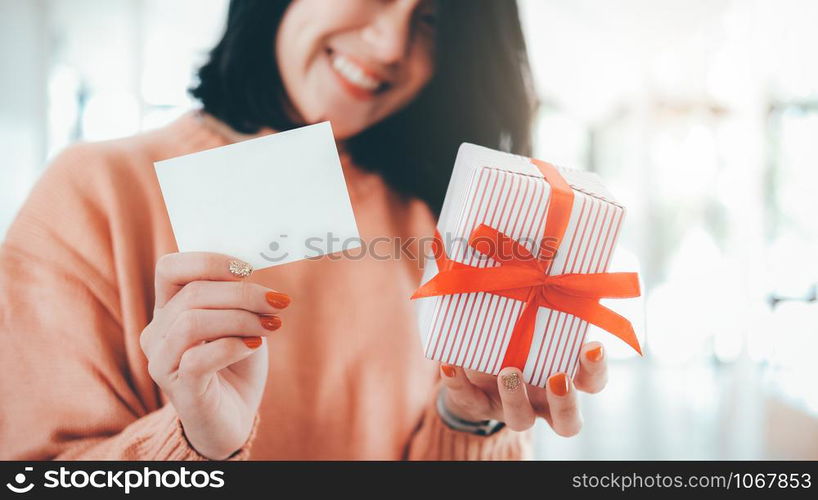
{"left": 440, "top": 364, "right": 456, "bottom": 378}
{"left": 549, "top": 373, "right": 570, "bottom": 396}
{"left": 586, "top": 346, "right": 604, "bottom": 363}
{"left": 260, "top": 316, "right": 282, "bottom": 331}
{"left": 266, "top": 291, "right": 291, "bottom": 309}
{"left": 243, "top": 337, "right": 262, "bottom": 349}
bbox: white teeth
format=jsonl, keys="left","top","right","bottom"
{"left": 331, "top": 54, "right": 381, "bottom": 91}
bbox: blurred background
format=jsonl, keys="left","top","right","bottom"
{"left": 1, "top": 0, "right": 816, "bottom": 459}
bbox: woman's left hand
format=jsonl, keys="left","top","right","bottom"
{"left": 439, "top": 341, "right": 608, "bottom": 435}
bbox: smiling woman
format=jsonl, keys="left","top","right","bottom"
{"left": 0, "top": 0, "right": 607, "bottom": 462}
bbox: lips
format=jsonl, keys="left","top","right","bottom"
{"left": 326, "top": 48, "right": 390, "bottom": 100}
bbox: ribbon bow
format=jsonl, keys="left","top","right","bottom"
{"left": 411, "top": 159, "right": 642, "bottom": 371}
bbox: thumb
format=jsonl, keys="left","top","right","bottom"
{"left": 438, "top": 364, "right": 493, "bottom": 420}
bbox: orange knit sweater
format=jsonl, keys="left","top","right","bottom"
{"left": 0, "top": 111, "right": 529, "bottom": 460}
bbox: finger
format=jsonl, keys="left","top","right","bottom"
{"left": 545, "top": 372, "right": 582, "bottom": 437}
{"left": 525, "top": 384, "right": 551, "bottom": 417}
{"left": 461, "top": 368, "right": 498, "bottom": 388}
{"left": 145, "top": 280, "right": 290, "bottom": 358}
{"left": 176, "top": 336, "right": 266, "bottom": 395}
{"left": 165, "top": 280, "right": 291, "bottom": 316}
{"left": 150, "top": 309, "right": 281, "bottom": 377}
{"left": 574, "top": 342, "right": 608, "bottom": 394}
{"left": 154, "top": 252, "right": 254, "bottom": 308}
{"left": 439, "top": 364, "right": 495, "bottom": 421}
{"left": 497, "top": 368, "right": 536, "bottom": 431}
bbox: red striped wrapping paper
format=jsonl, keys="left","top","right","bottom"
{"left": 418, "top": 144, "right": 626, "bottom": 388}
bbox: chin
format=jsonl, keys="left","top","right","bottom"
{"left": 303, "top": 81, "right": 401, "bottom": 140}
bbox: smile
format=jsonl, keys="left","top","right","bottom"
{"left": 327, "top": 49, "right": 390, "bottom": 100}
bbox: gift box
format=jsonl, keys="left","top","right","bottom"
{"left": 412, "top": 143, "right": 642, "bottom": 388}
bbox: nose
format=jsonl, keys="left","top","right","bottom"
{"left": 360, "top": 4, "right": 413, "bottom": 65}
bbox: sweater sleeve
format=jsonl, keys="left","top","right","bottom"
{"left": 0, "top": 144, "right": 257, "bottom": 460}
{"left": 54, "top": 401, "right": 260, "bottom": 461}
{"left": 405, "top": 381, "right": 532, "bottom": 460}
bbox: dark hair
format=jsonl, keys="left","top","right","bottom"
{"left": 191, "top": 0, "right": 537, "bottom": 216}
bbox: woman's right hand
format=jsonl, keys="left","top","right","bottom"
{"left": 139, "top": 252, "right": 290, "bottom": 459}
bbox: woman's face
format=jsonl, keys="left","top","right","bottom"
{"left": 276, "top": 0, "right": 438, "bottom": 139}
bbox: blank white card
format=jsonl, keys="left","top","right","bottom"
{"left": 154, "top": 121, "right": 360, "bottom": 269}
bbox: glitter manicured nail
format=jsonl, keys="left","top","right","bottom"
{"left": 228, "top": 259, "right": 253, "bottom": 278}
{"left": 501, "top": 372, "right": 521, "bottom": 391}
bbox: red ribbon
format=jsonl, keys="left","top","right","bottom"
{"left": 411, "top": 159, "right": 642, "bottom": 371}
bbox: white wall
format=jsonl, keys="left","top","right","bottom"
{"left": 0, "top": 0, "right": 47, "bottom": 237}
